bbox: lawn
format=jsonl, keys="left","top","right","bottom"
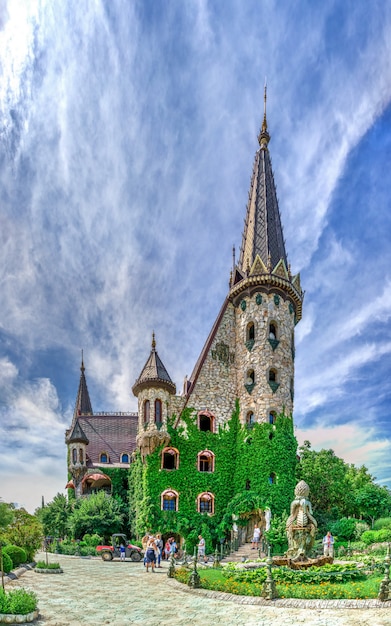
{"left": 174, "top": 566, "right": 382, "bottom": 599}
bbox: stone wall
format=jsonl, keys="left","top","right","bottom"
{"left": 234, "top": 291, "right": 295, "bottom": 424}
{"left": 186, "top": 303, "right": 237, "bottom": 426}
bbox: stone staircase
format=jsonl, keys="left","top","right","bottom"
{"left": 220, "top": 542, "right": 266, "bottom": 563}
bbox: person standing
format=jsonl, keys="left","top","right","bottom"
{"left": 145, "top": 536, "right": 157, "bottom": 572}
{"left": 251, "top": 524, "right": 261, "bottom": 550}
{"left": 323, "top": 531, "right": 334, "bottom": 558}
{"left": 197, "top": 535, "right": 207, "bottom": 563}
{"left": 119, "top": 543, "right": 126, "bottom": 561}
{"left": 155, "top": 533, "right": 163, "bottom": 567}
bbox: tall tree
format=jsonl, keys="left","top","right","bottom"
{"left": 354, "top": 483, "right": 391, "bottom": 527}
{"left": 296, "top": 442, "right": 351, "bottom": 518}
{"left": 69, "top": 491, "right": 124, "bottom": 539}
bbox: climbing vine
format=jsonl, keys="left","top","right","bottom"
{"left": 128, "top": 403, "right": 297, "bottom": 552}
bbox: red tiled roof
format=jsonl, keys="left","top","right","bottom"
{"left": 78, "top": 413, "right": 138, "bottom": 465}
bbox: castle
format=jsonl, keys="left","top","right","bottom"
{"left": 66, "top": 92, "right": 303, "bottom": 543}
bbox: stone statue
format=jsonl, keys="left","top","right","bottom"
{"left": 265, "top": 508, "right": 272, "bottom": 531}
{"left": 286, "top": 480, "right": 317, "bottom": 561}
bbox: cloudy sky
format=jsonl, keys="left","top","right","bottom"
{"left": 1, "top": 0, "right": 391, "bottom": 513}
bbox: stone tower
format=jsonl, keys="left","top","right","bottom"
{"left": 228, "top": 88, "right": 304, "bottom": 425}
{"left": 181, "top": 89, "right": 304, "bottom": 428}
{"left": 132, "top": 333, "right": 176, "bottom": 459}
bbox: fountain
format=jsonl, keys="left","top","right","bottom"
{"left": 273, "top": 480, "right": 333, "bottom": 569}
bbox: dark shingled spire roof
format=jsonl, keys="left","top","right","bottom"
{"left": 238, "top": 87, "right": 287, "bottom": 272}
{"left": 73, "top": 353, "right": 93, "bottom": 418}
{"left": 132, "top": 333, "right": 176, "bottom": 396}
{"left": 66, "top": 417, "right": 89, "bottom": 445}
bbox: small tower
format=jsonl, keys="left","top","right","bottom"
{"left": 132, "top": 333, "right": 176, "bottom": 459}
{"left": 230, "top": 87, "right": 304, "bottom": 424}
{"left": 65, "top": 418, "right": 89, "bottom": 497}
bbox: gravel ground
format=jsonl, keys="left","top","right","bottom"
{"left": 5, "top": 553, "right": 391, "bottom": 626}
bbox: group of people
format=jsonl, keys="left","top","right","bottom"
{"left": 141, "top": 532, "right": 164, "bottom": 572}
{"left": 137, "top": 525, "right": 334, "bottom": 572}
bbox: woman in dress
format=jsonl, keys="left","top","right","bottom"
{"left": 145, "top": 537, "right": 157, "bottom": 572}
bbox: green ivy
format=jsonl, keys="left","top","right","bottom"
{"left": 129, "top": 403, "right": 297, "bottom": 551}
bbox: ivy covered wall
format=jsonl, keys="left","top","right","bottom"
{"left": 128, "top": 402, "right": 297, "bottom": 550}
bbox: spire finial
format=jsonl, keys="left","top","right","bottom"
{"left": 258, "top": 81, "right": 270, "bottom": 149}
{"left": 152, "top": 332, "right": 156, "bottom": 350}
{"left": 81, "top": 349, "right": 85, "bottom": 372}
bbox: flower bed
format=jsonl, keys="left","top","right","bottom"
{"left": 0, "top": 589, "right": 38, "bottom": 622}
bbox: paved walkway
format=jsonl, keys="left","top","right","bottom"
{"left": 6, "top": 553, "right": 391, "bottom": 625}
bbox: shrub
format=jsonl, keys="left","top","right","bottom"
{"left": 361, "top": 530, "right": 376, "bottom": 545}
{"left": 373, "top": 517, "right": 391, "bottom": 530}
{"left": 354, "top": 522, "right": 369, "bottom": 539}
{"left": 0, "top": 552, "right": 13, "bottom": 574}
{"left": 82, "top": 533, "right": 103, "bottom": 547}
{"left": 331, "top": 518, "right": 356, "bottom": 541}
{"left": 36, "top": 561, "right": 61, "bottom": 569}
{"left": 0, "top": 588, "right": 37, "bottom": 615}
{"left": 3, "top": 545, "right": 27, "bottom": 568}
{"left": 361, "top": 529, "right": 391, "bottom": 545}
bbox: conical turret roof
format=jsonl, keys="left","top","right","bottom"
{"left": 66, "top": 417, "right": 89, "bottom": 445}
{"left": 238, "top": 87, "right": 287, "bottom": 272}
{"left": 230, "top": 89, "right": 304, "bottom": 321}
{"left": 73, "top": 353, "right": 93, "bottom": 418}
{"left": 132, "top": 333, "right": 176, "bottom": 396}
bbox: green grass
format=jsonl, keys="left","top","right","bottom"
{"left": 174, "top": 567, "right": 382, "bottom": 599}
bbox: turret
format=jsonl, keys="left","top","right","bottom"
{"left": 65, "top": 418, "right": 89, "bottom": 497}
{"left": 132, "top": 333, "right": 176, "bottom": 459}
{"left": 229, "top": 87, "right": 304, "bottom": 425}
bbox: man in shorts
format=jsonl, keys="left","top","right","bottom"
{"left": 198, "top": 534, "right": 207, "bottom": 563}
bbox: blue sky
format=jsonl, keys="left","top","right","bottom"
{"left": 1, "top": 0, "right": 391, "bottom": 513}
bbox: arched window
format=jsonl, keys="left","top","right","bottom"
{"left": 121, "top": 453, "right": 129, "bottom": 463}
{"left": 246, "top": 411, "right": 255, "bottom": 428}
{"left": 268, "top": 369, "right": 279, "bottom": 393}
{"left": 100, "top": 452, "right": 108, "bottom": 463}
{"left": 246, "top": 369, "right": 255, "bottom": 384}
{"left": 198, "top": 450, "right": 215, "bottom": 472}
{"left": 161, "top": 490, "right": 178, "bottom": 511}
{"left": 269, "top": 369, "right": 277, "bottom": 382}
{"left": 143, "top": 400, "right": 150, "bottom": 423}
{"left": 162, "top": 447, "right": 179, "bottom": 470}
{"left": 155, "top": 399, "right": 162, "bottom": 424}
{"left": 197, "top": 492, "right": 214, "bottom": 514}
{"left": 290, "top": 378, "right": 294, "bottom": 401}
{"left": 198, "top": 412, "right": 214, "bottom": 432}
{"left": 269, "top": 411, "right": 276, "bottom": 425}
{"left": 245, "top": 322, "right": 255, "bottom": 351}
{"left": 268, "top": 322, "right": 279, "bottom": 351}
{"left": 269, "top": 473, "right": 276, "bottom": 485}
{"left": 245, "top": 369, "right": 256, "bottom": 394}
{"left": 72, "top": 448, "right": 77, "bottom": 464}
{"left": 79, "top": 448, "right": 84, "bottom": 463}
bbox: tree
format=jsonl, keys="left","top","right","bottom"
{"left": 0, "top": 501, "right": 14, "bottom": 532}
{"left": 354, "top": 483, "right": 391, "bottom": 528}
{"left": 296, "top": 443, "right": 352, "bottom": 519}
{"left": 3, "top": 509, "right": 43, "bottom": 561}
{"left": 37, "top": 493, "right": 71, "bottom": 538}
{"left": 68, "top": 492, "right": 124, "bottom": 539}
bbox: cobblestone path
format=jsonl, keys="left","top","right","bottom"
{"left": 6, "top": 553, "right": 391, "bottom": 626}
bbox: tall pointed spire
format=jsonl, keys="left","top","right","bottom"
{"left": 238, "top": 88, "right": 287, "bottom": 273}
{"left": 230, "top": 90, "right": 303, "bottom": 322}
{"left": 73, "top": 352, "right": 93, "bottom": 418}
{"left": 258, "top": 83, "right": 270, "bottom": 149}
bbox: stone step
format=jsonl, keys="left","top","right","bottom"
{"left": 220, "top": 543, "right": 266, "bottom": 563}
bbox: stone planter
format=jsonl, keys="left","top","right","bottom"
{"left": 0, "top": 610, "right": 39, "bottom": 623}
{"left": 35, "top": 567, "right": 63, "bottom": 574}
